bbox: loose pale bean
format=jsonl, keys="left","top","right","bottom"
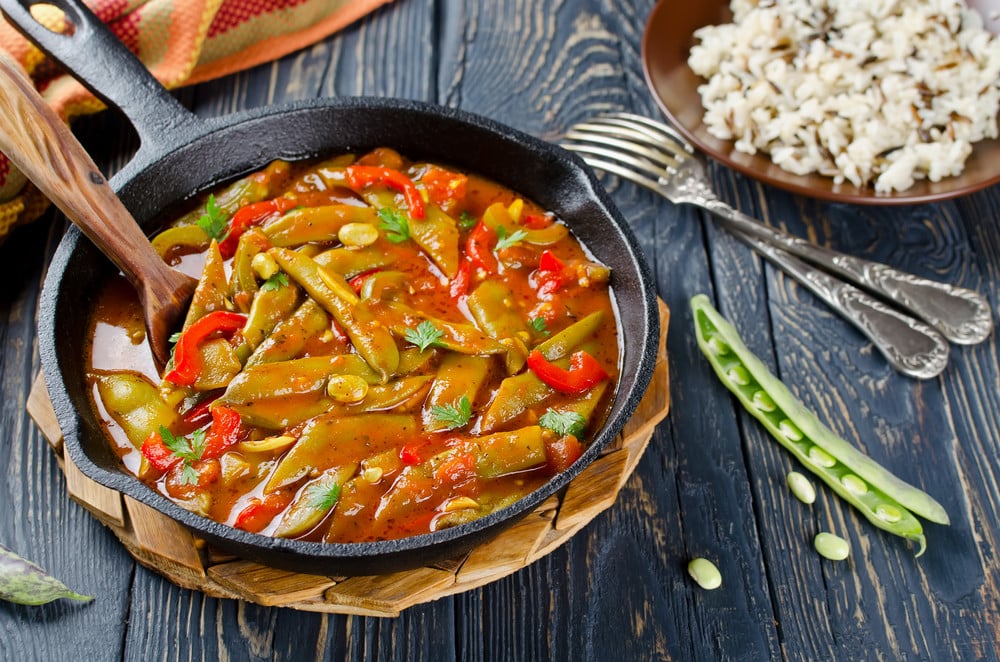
{"left": 814, "top": 532, "right": 850, "bottom": 561}
{"left": 687, "top": 557, "right": 722, "bottom": 590}
{"left": 786, "top": 471, "right": 816, "bottom": 504}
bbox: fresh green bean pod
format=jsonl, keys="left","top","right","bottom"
{"left": 265, "top": 413, "right": 418, "bottom": 492}
{"left": 691, "top": 294, "right": 949, "bottom": 556}
{"left": 270, "top": 247, "right": 400, "bottom": 381}
{"left": 423, "top": 354, "right": 492, "bottom": 431}
{"left": 467, "top": 281, "right": 530, "bottom": 341}
{"left": 244, "top": 299, "right": 330, "bottom": 367}
{"left": 182, "top": 241, "right": 229, "bottom": 329}
{"left": 263, "top": 205, "right": 377, "bottom": 246}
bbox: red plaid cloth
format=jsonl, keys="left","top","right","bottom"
{"left": 0, "top": 0, "right": 393, "bottom": 239}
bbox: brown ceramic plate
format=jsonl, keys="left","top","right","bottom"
{"left": 640, "top": 0, "right": 1000, "bottom": 205}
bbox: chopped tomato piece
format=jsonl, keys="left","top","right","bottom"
{"left": 545, "top": 434, "right": 584, "bottom": 474}
{"left": 140, "top": 430, "right": 179, "bottom": 473}
{"left": 421, "top": 165, "right": 468, "bottom": 209}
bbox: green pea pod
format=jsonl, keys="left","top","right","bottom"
{"left": 91, "top": 371, "right": 180, "bottom": 449}
{"left": 467, "top": 281, "right": 529, "bottom": 341}
{"left": 423, "top": 354, "right": 492, "bottom": 431}
{"left": 263, "top": 205, "right": 377, "bottom": 246}
{"left": 244, "top": 299, "right": 330, "bottom": 367}
{"left": 270, "top": 247, "right": 400, "bottom": 380}
{"left": 313, "top": 242, "right": 395, "bottom": 278}
{"left": 691, "top": 294, "right": 949, "bottom": 555}
{"left": 273, "top": 464, "right": 358, "bottom": 538}
{"left": 265, "top": 414, "right": 418, "bottom": 492}
{"left": 183, "top": 241, "right": 229, "bottom": 329}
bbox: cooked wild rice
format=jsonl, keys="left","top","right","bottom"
{"left": 688, "top": 0, "right": 1000, "bottom": 192}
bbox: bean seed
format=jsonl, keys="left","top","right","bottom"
{"left": 727, "top": 365, "right": 751, "bottom": 385}
{"left": 841, "top": 474, "right": 869, "bottom": 496}
{"left": 687, "top": 557, "right": 722, "bottom": 590}
{"left": 338, "top": 222, "right": 379, "bottom": 248}
{"left": 251, "top": 252, "right": 280, "bottom": 280}
{"left": 807, "top": 446, "right": 837, "bottom": 468}
{"left": 778, "top": 419, "right": 803, "bottom": 441}
{"left": 786, "top": 471, "right": 816, "bottom": 504}
{"left": 814, "top": 532, "right": 850, "bottom": 561}
{"left": 752, "top": 390, "right": 776, "bottom": 412}
{"left": 327, "top": 374, "right": 369, "bottom": 403}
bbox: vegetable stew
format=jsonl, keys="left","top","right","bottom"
{"left": 86, "top": 148, "right": 620, "bottom": 543}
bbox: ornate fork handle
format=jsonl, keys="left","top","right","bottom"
{"left": 742, "top": 234, "right": 949, "bottom": 379}
{"left": 698, "top": 197, "right": 993, "bottom": 345}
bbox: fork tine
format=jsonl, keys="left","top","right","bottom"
{"left": 564, "top": 149, "right": 665, "bottom": 196}
{"left": 569, "top": 114, "right": 694, "bottom": 158}
{"left": 599, "top": 112, "right": 693, "bottom": 149}
{"left": 563, "top": 129, "right": 680, "bottom": 171}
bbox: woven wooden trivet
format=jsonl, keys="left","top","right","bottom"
{"left": 27, "top": 300, "right": 670, "bottom": 617}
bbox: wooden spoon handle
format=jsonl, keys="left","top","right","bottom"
{"left": 0, "top": 53, "right": 183, "bottom": 303}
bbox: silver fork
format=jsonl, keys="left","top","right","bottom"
{"left": 564, "top": 113, "right": 992, "bottom": 378}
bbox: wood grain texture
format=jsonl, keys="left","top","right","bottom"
{"left": 4, "top": 0, "right": 1000, "bottom": 660}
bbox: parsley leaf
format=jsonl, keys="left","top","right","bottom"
{"left": 378, "top": 208, "right": 411, "bottom": 243}
{"left": 159, "top": 426, "right": 207, "bottom": 485}
{"left": 529, "top": 317, "right": 550, "bottom": 336}
{"left": 539, "top": 409, "right": 587, "bottom": 437}
{"left": 195, "top": 195, "right": 228, "bottom": 242}
{"left": 304, "top": 481, "right": 342, "bottom": 512}
{"left": 404, "top": 321, "right": 444, "bottom": 352}
{"left": 260, "top": 272, "right": 288, "bottom": 292}
{"left": 431, "top": 395, "right": 473, "bottom": 431}
{"left": 458, "top": 211, "right": 478, "bottom": 231}
{"left": 495, "top": 226, "right": 528, "bottom": 251}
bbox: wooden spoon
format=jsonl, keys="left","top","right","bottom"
{"left": 0, "top": 53, "right": 195, "bottom": 366}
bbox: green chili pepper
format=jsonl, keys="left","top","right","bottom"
{"left": 691, "top": 294, "right": 949, "bottom": 556}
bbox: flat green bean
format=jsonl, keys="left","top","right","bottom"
{"left": 270, "top": 247, "right": 400, "bottom": 381}
{"left": 423, "top": 354, "right": 491, "bottom": 431}
{"left": 182, "top": 241, "right": 228, "bottom": 329}
{"left": 263, "top": 205, "right": 377, "bottom": 246}
{"left": 244, "top": 299, "right": 330, "bottom": 367}
{"left": 691, "top": 294, "right": 949, "bottom": 556}
{"left": 467, "top": 281, "right": 530, "bottom": 341}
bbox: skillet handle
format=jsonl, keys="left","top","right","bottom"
{"left": 0, "top": 0, "right": 203, "bottom": 160}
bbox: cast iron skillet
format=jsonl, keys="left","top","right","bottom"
{"left": 5, "top": 0, "right": 659, "bottom": 575}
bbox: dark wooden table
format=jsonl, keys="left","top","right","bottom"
{"left": 3, "top": 0, "right": 999, "bottom": 659}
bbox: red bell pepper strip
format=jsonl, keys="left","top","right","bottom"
{"left": 201, "top": 406, "right": 243, "bottom": 460}
{"left": 536, "top": 250, "right": 570, "bottom": 297}
{"left": 449, "top": 260, "right": 471, "bottom": 300}
{"left": 465, "top": 220, "right": 498, "bottom": 273}
{"left": 526, "top": 349, "right": 609, "bottom": 394}
{"left": 345, "top": 165, "right": 426, "bottom": 219}
{"left": 164, "top": 311, "right": 248, "bottom": 387}
{"left": 182, "top": 394, "right": 221, "bottom": 428}
{"left": 140, "top": 430, "right": 180, "bottom": 473}
{"left": 218, "top": 197, "right": 296, "bottom": 258}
